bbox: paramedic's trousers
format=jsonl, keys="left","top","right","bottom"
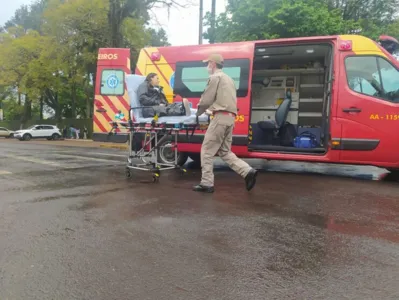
{"left": 200, "top": 113, "right": 252, "bottom": 187}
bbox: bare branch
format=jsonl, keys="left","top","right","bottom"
{"left": 146, "top": 0, "right": 196, "bottom": 10}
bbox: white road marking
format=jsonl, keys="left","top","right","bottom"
{"left": 0, "top": 170, "right": 12, "bottom": 175}
{"left": 85, "top": 152, "right": 126, "bottom": 158}
{"left": 2, "top": 152, "right": 124, "bottom": 171}
{"left": 56, "top": 154, "right": 123, "bottom": 163}
{"left": 3, "top": 155, "right": 62, "bottom": 167}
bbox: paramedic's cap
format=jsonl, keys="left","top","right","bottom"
{"left": 203, "top": 53, "right": 224, "bottom": 64}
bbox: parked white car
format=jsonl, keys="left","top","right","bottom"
{"left": 14, "top": 125, "right": 62, "bottom": 141}
{"left": 0, "top": 127, "right": 15, "bottom": 138}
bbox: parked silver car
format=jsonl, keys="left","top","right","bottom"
{"left": 0, "top": 127, "right": 15, "bottom": 138}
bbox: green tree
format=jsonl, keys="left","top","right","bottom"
{"left": 146, "top": 28, "right": 171, "bottom": 46}
{"left": 0, "top": 29, "right": 49, "bottom": 125}
{"left": 2, "top": 98, "right": 25, "bottom": 121}
{"left": 268, "top": 0, "right": 359, "bottom": 38}
{"left": 1, "top": 0, "right": 49, "bottom": 123}
{"left": 107, "top": 0, "right": 184, "bottom": 48}
{"left": 326, "top": 0, "right": 399, "bottom": 39}
{"left": 204, "top": 0, "right": 399, "bottom": 42}
{"left": 1, "top": 0, "right": 178, "bottom": 122}
{"left": 4, "top": 0, "right": 48, "bottom": 33}
{"left": 204, "top": 0, "right": 280, "bottom": 42}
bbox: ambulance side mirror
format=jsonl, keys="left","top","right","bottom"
{"left": 378, "top": 35, "right": 399, "bottom": 54}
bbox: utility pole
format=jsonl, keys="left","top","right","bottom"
{"left": 209, "top": 0, "right": 216, "bottom": 44}
{"left": 199, "top": 0, "right": 203, "bottom": 44}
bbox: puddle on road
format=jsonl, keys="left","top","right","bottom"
{"left": 31, "top": 187, "right": 124, "bottom": 204}
{"left": 11, "top": 155, "right": 398, "bottom": 249}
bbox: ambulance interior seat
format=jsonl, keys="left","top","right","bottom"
{"left": 256, "top": 90, "right": 293, "bottom": 145}
{"left": 125, "top": 74, "right": 208, "bottom": 124}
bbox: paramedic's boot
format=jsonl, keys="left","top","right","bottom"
{"left": 245, "top": 168, "right": 258, "bottom": 191}
{"left": 182, "top": 98, "right": 191, "bottom": 116}
{"left": 192, "top": 184, "right": 214, "bottom": 193}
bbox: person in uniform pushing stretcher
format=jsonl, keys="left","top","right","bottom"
{"left": 193, "top": 54, "right": 258, "bottom": 193}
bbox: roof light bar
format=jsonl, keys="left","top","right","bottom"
{"left": 339, "top": 40, "right": 352, "bottom": 51}
{"left": 150, "top": 52, "right": 161, "bottom": 61}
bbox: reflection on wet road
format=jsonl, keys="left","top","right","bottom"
{"left": 0, "top": 140, "right": 398, "bottom": 299}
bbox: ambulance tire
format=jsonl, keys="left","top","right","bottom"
{"left": 188, "top": 153, "right": 201, "bottom": 168}
{"left": 157, "top": 137, "right": 188, "bottom": 167}
{"left": 384, "top": 169, "right": 399, "bottom": 182}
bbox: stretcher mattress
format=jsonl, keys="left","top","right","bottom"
{"left": 125, "top": 75, "right": 208, "bottom": 124}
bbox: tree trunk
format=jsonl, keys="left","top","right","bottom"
{"left": 20, "top": 94, "right": 32, "bottom": 129}
{"left": 109, "top": 0, "right": 123, "bottom": 47}
{"left": 85, "top": 95, "right": 91, "bottom": 119}
{"left": 55, "top": 92, "right": 61, "bottom": 122}
{"left": 71, "top": 82, "right": 77, "bottom": 118}
{"left": 90, "top": 71, "right": 96, "bottom": 118}
{"left": 40, "top": 96, "right": 44, "bottom": 120}
{"left": 209, "top": 0, "right": 216, "bottom": 44}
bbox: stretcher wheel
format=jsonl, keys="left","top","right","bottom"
{"left": 151, "top": 167, "right": 161, "bottom": 175}
{"left": 179, "top": 167, "right": 187, "bottom": 176}
{"left": 152, "top": 173, "right": 160, "bottom": 183}
{"left": 125, "top": 167, "right": 132, "bottom": 179}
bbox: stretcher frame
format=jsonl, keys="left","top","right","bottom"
{"left": 109, "top": 107, "right": 209, "bottom": 183}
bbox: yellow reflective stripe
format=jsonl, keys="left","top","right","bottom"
{"left": 146, "top": 47, "right": 174, "bottom": 79}
{"left": 136, "top": 49, "right": 147, "bottom": 75}
{"left": 142, "top": 47, "right": 174, "bottom": 103}
{"left": 144, "top": 63, "right": 173, "bottom": 102}
{"left": 93, "top": 120, "right": 101, "bottom": 133}
{"left": 94, "top": 111, "right": 112, "bottom": 132}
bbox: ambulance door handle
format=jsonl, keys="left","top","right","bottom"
{"left": 342, "top": 107, "right": 361, "bottom": 113}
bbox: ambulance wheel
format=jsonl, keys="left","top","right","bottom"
{"left": 157, "top": 137, "right": 188, "bottom": 166}
{"left": 384, "top": 169, "right": 399, "bottom": 182}
{"left": 125, "top": 167, "right": 132, "bottom": 179}
{"left": 188, "top": 153, "right": 201, "bottom": 163}
{"left": 188, "top": 153, "right": 201, "bottom": 168}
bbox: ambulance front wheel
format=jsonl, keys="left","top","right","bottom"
{"left": 188, "top": 153, "right": 201, "bottom": 168}
{"left": 384, "top": 169, "right": 399, "bottom": 182}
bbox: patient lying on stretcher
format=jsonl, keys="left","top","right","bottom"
{"left": 137, "top": 72, "right": 191, "bottom": 118}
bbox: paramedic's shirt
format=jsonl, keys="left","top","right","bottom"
{"left": 197, "top": 69, "right": 238, "bottom": 116}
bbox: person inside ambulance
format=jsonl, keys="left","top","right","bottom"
{"left": 138, "top": 73, "right": 191, "bottom": 118}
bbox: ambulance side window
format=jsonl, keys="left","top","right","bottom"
{"left": 100, "top": 69, "right": 125, "bottom": 96}
{"left": 345, "top": 56, "right": 399, "bottom": 103}
{"left": 174, "top": 59, "right": 250, "bottom": 98}
{"left": 378, "top": 58, "right": 399, "bottom": 102}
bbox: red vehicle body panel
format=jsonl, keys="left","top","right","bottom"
{"left": 93, "top": 35, "right": 399, "bottom": 170}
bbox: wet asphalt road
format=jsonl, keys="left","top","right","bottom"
{"left": 0, "top": 139, "right": 399, "bottom": 300}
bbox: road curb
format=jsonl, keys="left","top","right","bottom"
{"left": 99, "top": 143, "right": 128, "bottom": 150}
{"left": 62, "top": 139, "right": 93, "bottom": 142}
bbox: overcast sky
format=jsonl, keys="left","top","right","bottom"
{"left": 0, "top": 0, "right": 28, "bottom": 26}
{"left": 0, "top": 0, "right": 227, "bottom": 46}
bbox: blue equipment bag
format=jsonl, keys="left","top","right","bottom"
{"left": 293, "top": 131, "right": 318, "bottom": 148}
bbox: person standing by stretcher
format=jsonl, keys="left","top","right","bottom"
{"left": 138, "top": 73, "right": 191, "bottom": 118}
{"left": 192, "top": 54, "right": 258, "bottom": 193}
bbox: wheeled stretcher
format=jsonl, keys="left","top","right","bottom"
{"left": 109, "top": 74, "right": 209, "bottom": 182}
